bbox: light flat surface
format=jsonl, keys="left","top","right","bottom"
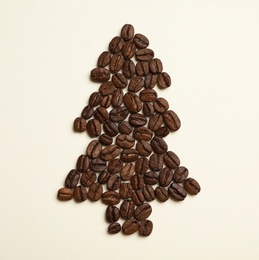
{"left": 1, "top": 1, "right": 259, "bottom": 259}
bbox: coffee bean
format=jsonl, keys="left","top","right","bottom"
{"left": 183, "top": 178, "right": 201, "bottom": 195}
{"left": 119, "top": 183, "right": 133, "bottom": 199}
{"left": 143, "top": 185, "right": 155, "bottom": 202}
{"left": 122, "top": 218, "right": 139, "bottom": 235}
{"left": 122, "top": 60, "right": 135, "bottom": 79}
{"left": 90, "top": 68, "right": 110, "bottom": 82}
{"left": 133, "top": 127, "right": 153, "bottom": 141}
{"left": 136, "top": 140, "right": 152, "bottom": 157}
{"left": 99, "top": 134, "right": 113, "bottom": 146}
{"left": 86, "top": 140, "right": 102, "bottom": 159}
{"left": 122, "top": 41, "right": 136, "bottom": 59}
{"left": 108, "top": 222, "right": 121, "bottom": 234}
{"left": 154, "top": 97, "right": 169, "bottom": 114}
{"left": 128, "top": 76, "right": 144, "bottom": 92}
{"left": 155, "top": 186, "right": 169, "bottom": 202}
{"left": 123, "top": 92, "right": 142, "bottom": 113}
{"left": 139, "top": 89, "right": 157, "bottom": 102}
{"left": 157, "top": 72, "right": 171, "bottom": 89}
{"left": 129, "top": 113, "right": 147, "bottom": 127}
{"left": 65, "top": 169, "right": 80, "bottom": 188}
{"left": 103, "top": 121, "right": 119, "bottom": 137}
{"left": 121, "top": 24, "right": 134, "bottom": 41}
{"left": 163, "top": 151, "right": 180, "bottom": 169}
{"left": 168, "top": 183, "right": 187, "bottom": 201}
{"left": 144, "top": 171, "right": 158, "bottom": 185}
{"left": 76, "top": 154, "right": 89, "bottom": 172}
{"left": 135, "top": 48, "right": 154, "bottom": 62}
{"left": 94, "top": 107, "right": 109, "bottom": 123}
{"left": 74, "top": 117, "right": 87, "bottom": 132}
{"left": 151, "top": 136, "right": 168, "bottom": 154}
{"left": 101, "top": 145, "right": 120, "bottom": 161}
{"left": 136, "top": 61, "right": 149, "bottom": 76}
{"left": 135, "top": 157, "right": 149, "bottom": 175}
{"left": 73, "top": 186, "right": 88, "bottom": 202}
{"left": 86, "top": 119, "right": 102, "bottom": 137}
{"left": 159, "top": 167, "right": 173, "bottom": 187}
{"left": 131, "top": 190, "right": 145, "bottom": 205}
{"left": 88, "top": 182, "right": 103, "bottom": 201}
{"left": 81, "top": 105, "right": 94, "bottom": 119}
{"left": 149, "top": 153, "right": 163, "bottom": 171}
{"left": 120, "top": 200, "right": 135, "bottom": 219}
{"left": 139, "top": 220, "right": 153, "bottom": 236}
{"left": 97, "top": 51, "right": 111, "bottom": 67}
{"left": 116, "top": 134, "right": 135, "bottom": 149}
{"left": 148, "top": 114, "right": 163, "bottom": 131}
{"left": 142, "top": 102, "right": 155, "bottom": 117}
{"left": 149, "top": 58, "right": 163, "bottom": 74}
{"left": 118, "top": 121, "right": 133, "bottom": 135}
{"left": 109, "top": 106, "right": 129, "bottom": 122}
{"left": 102, "top": 191, "right": 121, "bottom": 205}
{"left": 57, "top": 188, "right": 73, "bottom": 201}
{"left": 99, "top": 81, "right": 115, "bottom": 96}
{"left": 120, "top": 163, "right": 134, "bottom": 181}
{"left": 107, "top": 174, "right": 121, "bottom": 191}
{"left": 131, "top": 174, "right": 144, "bottom": 190}
{"left": 134, "top": 203, "right": 152, "bottom": 220}
{"left": 97, "top": 171, "right": 110, "bottom": 184}
{"left": 173, "top": 166, "right": 189, "bottom": 183}
{"left": 100, "top": 95, "right": 112, "bottom": 108}
{"left": 164, "top": 110, "right": 181, "bottom": 131}
{"left": 109, "top": 53, "right": 124, "bottom": 73}
{"left": 144, "top": 74, "right": 158, "bottom": 89}
{"left": 80, "top": 171, "right": 97, "bottom": 187}
{"left": 90, "top": 157, "right": 107, "bottom": 172}
{"left": 108, "top": 159, "right": 123, "bottom": 174}
{"left": 111, "top": 88, "right": 124, "bottom": 108}
{"left": 109, "top": 36, "right": 124, "bottom": 53}
{"left": 88, "top": 92, "right": 102, "bottom": 107}
{"left": 155, "top": 126, "right": 170, "bottom": 137}
{"left": 121, "top": 149, "right": 139, "bottom": 162}
{"left": 106, "top": 205, "right": 120, "bottom": 223}
{"left": 133, "top": 33, "right": 149, "bottom": 49}
{"left": 111, "top": 73, "right": 128, "bottom": 89}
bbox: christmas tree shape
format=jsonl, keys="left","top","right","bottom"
{"left": 57, "top": 24, "right": 201, "bottom": 236}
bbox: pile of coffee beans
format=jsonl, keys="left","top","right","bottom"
{"left": 57, "top": 24, "right": 201, "bottom": 236}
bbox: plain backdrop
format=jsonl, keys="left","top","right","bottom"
{"left": 1, "top": 0, "right": 259, "bottom": 259}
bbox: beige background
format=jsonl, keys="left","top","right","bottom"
{"left": 1, "top": 0, "right": 259, "bottom": 259}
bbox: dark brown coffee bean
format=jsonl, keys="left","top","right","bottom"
{"left": 144, "top": 171, "right": 158, "bottom": 185}
{"left": 153, "top": 97, "right": 169, "bottom": 114}
{"left": 142, "top": 102, "right": 155, "bottom": 117}
{"left": 121, "top": 24, "right": 134, "bottom": 41}
{"left": 164, "top": 110, "right": 181, "bottom": 131}
{"left": 73, "top": 186, "right": 87, "bottom": 202}
{"left": 120, "top": 163, "right": 134, "bottom": 181}
{"left": 139, "top": 88, "right": 157, "bottom": 102}
{"left": 107, "top": 174, "right": 121, "bottom": 191}
{"left": 86, "top": 119, "right": 101, "bottom": 137}
{"left": 155, "top": 186, "right": 169, "bottom": 202}
{"left": 98, "top": 171, "right": 110, "bottom": 184}
{"left": 159, "top": 167, "right": 173, "bottom": 187}
{"left": 133, "top": 127, "right": 153, "bottom": 141}
{"left": 163, "top": 151, "right": 180, "bottom": 169}
{"left": 99, "top": 134, "right": 113, "bottom": 146}
{"left": 148, "top": 114, "right": 163, "bottom": 131}
{"left": 135, "top": 157, "right": 149, "bottom": 175}
{"left": 157, "top": 72, "right": 171, "bottom": 89}
{"left": 129, "top": 113, "right": 147, "bottom": 127}
{"left": 99, "top": 81, "right": 115, "bottom": 96}
{"left": 122, "top": 60, "right": 135, "bottom": 79}
{"left": 149, "top": 58, "right": 163, "bottom": 74}
{"left": 183, "top": 178, "right": 201, "bottom": 195}
{"left": 136, "top": 140, "right": 152, "bottom": 157}
{"left": 155, "top": 126, "right": 170, "bottom": 137}
{"left": 57, "top": 188, "right": 73, "bottom": 201}
{"left": 108, "top": 159, "right": 123, "bottom": 174}
{"left": 151, "top": 136, "right": 168, "bottom": 154}
{"left": 136, "top": 61, "right": 149, "bottom": 76}
{"left": 168, "top": 183, "right": 187, "bottom": 201}
{"left": 118, "top": 121, "right": 133, "bottom": 134}
{"left": 120, "top": 200, "right": 135, "bottom": 219}
{"left": 97, "top": 51, "right": 111, "bottom": 67}
{"left": 86, "top": 140, "right": 102, "bottom": 159}
{"left": 144, "top": 74, "right": 158, "bottom": 89}
{"left": 128, "top": 76, "right": 144, "bottom": 92}
{"left": 76, "top": 154, "right": 89, "bottom": 172}
{"left": 143, "top": 185, "right": 155, "bottom": 202}
{"left": 88, "top": 182, "right": 103, "bottom": 201}
{"left": 94, "top": 107, "right": 109, "bottom": 123}
{"left": 131, "top": 190, "right": 145, "bottom": 205}
{"left": 111, "top": 89, "right": 124, "bottom": 108}
{"left": 119, "top": 183, "right": 133, "bottom": 199}
{"left": 65, "top": 169, "right": 80, "bottom": 188}
{"left": 111, "top": 73, "right": 128, "bottom": 89}
{"left": 122, "top": 41, "right": 136, "bottom": 59}
{"left": 103, "top": 121, "right": 119, "bottom": 137}
{"left": 122, "top": 218, "right": 139, "bottom": 235}
{"left": 80, "top": 171, "right": 96, "bottom": 187}
{"left": 134, "top": 203, "right": 152, "bottom": 220}
{"left": 74, "top": 117, "right": 86, "bottom": 132}
{"left": 101, "top": 145, "right": 120, "bottom": 161}
{"left": 90, "top": 68, "right": 110, "bottom": 82}
{"left": 149, "top": 153, "right": 163, "bottom": 171}
{"left": 100, "top": 95, "right": 112, "bottom": 108}
{"left": 102, "top": 191, "right": 121, "bottom": 205}
{"left": 81, "top": 105, "right": 94, "bottom": 119}
{"left": 173, "top": 166, "right": 189, "bottom": 183}
{"left": 90, "top": 157, "right": 107, "bottom": 172}
{"left": 133, "top": 33, "right": 149, "bottom": 49}
{"left": 116, "top": 134, "right": 135, "bottom": 149}
{"left": 139, "top": 220, "right": 153, "bottom": 236}
{"left": 109, "top": 36, "right": 124, "bottom": 53}
{"left": 106, "top": 205, "right": 120, "bottom": 223}
{"left": 135, "top": 48, "right": 154, "bottom": 62}
{"left": 131, "top": 174, "right": 144, "bottom": 190}
{"left": 108, "top": 222, "right": 121, "bottom": 234}
{"left": 109, "top": 106, "right": 129, "bottom": 122}
{"left": 121, "top": 149, "right": 139, "bottom": 162}
{"left": 123, "top": 92, "right": 142, "bottom": 113}
{"left": 88, "top": 92, "right": 102, "bottom": 107}
{"left": 109, "top": 53, "right": 124, "bottom": 73}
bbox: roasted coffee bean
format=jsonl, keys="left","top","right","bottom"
{"left": 133, "top": 127, "right": 153, "bottom": 141}
{"left": 155, "top": 186, "right": 169, "bottom": 202}
{"left": 144, "top": 171, "right": 158, "bottom": 185}
{"left": 163, "top": 151, "right": 180, "bottom": 169}
{"left": 94, "top": 107, "right": 109, "bottom": 123}
{"left": 131, "top": 190, "right": 145, "bottom": 205}
{"left": 97, "top": 51, "right": 111, "bottom": 67}
{"left": 86, "top": 119, "right": 101, "bottom": 137}
{"left": 133, "top": 33, "right": 149, "bottom": 49}
{"left": 131, "top": 174, "right": 144, "bottom": 190}
{"left": 168, "top": 183, "right": 187, "bottom": 201}
{"left": 99, "top": 81, "right": 115, "bottom": 96}
{"left": 144, "top": 74, "right": 158, "bottom": 89}
{"left": 155, "top": 126, "right": 170, "bottom": 137}
{"left": 153, "top": 97, "right": 169, "bottom": 114}
{"left": 136, "top": 140, "right": 152, "bottom": 157}
{"left": 108, "top": 159, "right": 123, "bottom": 174}
{"left": 76, "top": 154, "right": 89, "bottom": 172}
{"left": 99, "top": 134, "right": 113, "bottom": 146}
{"left": 103, "top": 121, "right": 119, "bottom": 137}
{"left": 142, "top": 102, "right": 155, "bottom": 117}
{"left": 122, "top": 218, "right": 139, "bottom": 235}
{"left": 164, "top": 110, "right": 181, "bottom": 131}
{"left": 143, "top": 185, "right": 155, "bottom": 202}
{"left": 80, "top": 171, "right": 97, "bottom": 187}
{"left": 123, "top": 92, "right": 142, "bottom": 113}
{"left": 118, "top": 121, "right": 133, "bottom": 135}
{"left": 173, "top": 166, "right": 189, "bottom": 183}
{"left": 157, "top": 72, "right": 171, "bottom": 89}
{"left": 108, "top": 222, "right": 121, "bottom": 234}
{"left": 98, "top": 171, "right": 110, "bottom": 184}
{"left": 111, "top": 89, "right": 124, "bottom": 108}
{"left": 86, "top": 140, "right": 102, "bottom": 159}
{"left": 120, "top": 200, "right": 135, "bottom": 219}
{"left": 57, "top": 188, "right": 73, "bottom": 201}
{"left": 101, "top": 145, "right": 120, "bottom": 161}
{"left": 121, "top": 149, "right": 139, "bottom": 162}
{"left": 120, "top": 163, "right": 134, "bottom": 181}
{"left": 106, "top": 205, "right": 120, "bottom": 223}
{"left": 149, "top": 58, "right": 163, "bottom": 74}
{"left": 148, "top": 114, "right": 163, "bottom": 131}
{"left": 100, "top": 95, "right": 112, "bottom": 108}
{"left": 81, "top": 105, "right": 94, "bottom": 119}
{"left": 135, "top": 61, "right": 149, "bottom": 76}
{"left": 135, "top": 48, "right": 154, "bottom": 62}
{"left": 183, "top": 178, "right": 201, "bottom": 195}
{"left": 88, "top": 92, "right": 102, "bottom": 107}
{"left": 116, "top": 134, "right": 135, "bottom": 149}
{"left": 129, "top": 113, "right": 147, "bottom": 127}
{"left": 102, "top": 191, "right": 121, "bottom": 205}
{"left": 109, "top": 106, "right": 129, "bottom": 122}
{"left": 74, "top": 117, "right": 87, "bottom": 132}
{"left": 107, "top": 174, "right": 121, "bottom": 191}
{"left": 139, "top": 88, "right": 157, "bottom": 102}
{"left": 111, "top": 73, "right": 128, "bottom": 89}
{"left": 119, "top": 183, "right": 133, "bottom": 199}
{"left": 109, "top": 36, "right": 124, "bottom": 53}
{"left": 134, "top": 203, "right": 152, "bottom": 220}
{"left": 121, "top": 24, "right": 134, "bottom": 41}
{"left": 135, "top": 157, "right": 149, "bottom": 175}
{"left": 73, "top": 186, "right": 88, "bottom": 202}
{"left": 151, "top": 136, "right": 168, "bottom": 154}
{"left": 122, "top": 60, "right": 135, "bottom": 79}
{"left": 122, "top": 41, "right": 136, "bottom": 59}
{"left": 109, "top": 53, "right": 124, "bottom": 73}
{"left": 128, "top": 76, "right": 144, "bottom": 92}
{"left": 88, "top": 182, "right": 103, "bottom": 201}
{"left": 65, "top": 169, "right": 80, "bottom": 188}
{"left": 90, "top": 68, "right": 110, "bottom": 82}
{"left": 159, "top": 167, "right": 173, "bottom": 187}
{"left": 139, "top": 220, "right": 153, "bottom": 236}
{"left": 149, "top": 153, "right": 163, "bottom": 171}
{"left": 90, "top": 157, "right": 107, "bottom": 172}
